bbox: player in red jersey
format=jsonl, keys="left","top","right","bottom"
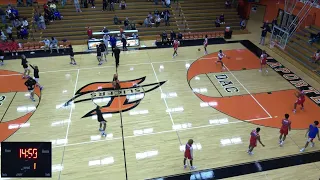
{"left": 259, "top": 50, "right": 268, "bottom": 74}
{"left": 247, "top": 127, "right": 265, "bottom": 155}
{"left": 172, "top": 39, "right": 179, "bottom": 58}
{"left": 293, "top": 90, "right": 305, "bottom": 113}
{"left": 183, "top": 139, "right": 196, "bottom": 170}
{"left": 203, "top": 35, "right": 208, "bottom": 55}
{"left": 279, "top": 113, "right": 291, "bottom": 146}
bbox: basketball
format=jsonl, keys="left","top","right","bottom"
{"left": 198, "top": 48, "right": 201, "bottom": 51}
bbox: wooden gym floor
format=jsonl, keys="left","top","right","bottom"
{"left": 0, "top": 42, "right": 320, "bottom": 180}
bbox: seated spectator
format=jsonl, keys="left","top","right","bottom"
{"left": 0, "top": 8, "right": 6, "bottom": 24}
{"left": 12, "top": 18, "right": 21, "bottom": 28}
{"left": 309, "top": 32, "right": 320, "bottom": 45}
{"left": 20, "top": 26, "right": 28, "bottom": 39}
{"left": 215, "top": 17, "right": 221, "bottom": 27}
{"left": 49, "top": 2, "right": 57, "bottom": 10}
{"left": 50, "top": 37, "right": 59, "bottom": 53}
{"left": 0, "top": 29, "right": 7, "bottom": 42}
{"left": 219, "top": 14, "right": 225, "bottom": 24}
{"left": 26, "top": 0, "right": 33, "bottom": 6}
{"left": 43, "top": 38, "right": 51, "bottom": 51}
{"left": 155, "top": 16, "right": 161, "bottom": 27}
{"left": 165, "top": 0, "right": 170, "bottom": 8}
{"left": 144, "top": 17, "right": 152, "bottom": 27}
{"left": 22, "top": 18, "right": 29, "bottom": 29}
{"left": 102, "top": 27, "right": 109, "bottom": 33}
{"left": 129, "top": 22, "right": 136, "bottom": 30}
{"left": 119, "top": 0, "right": 126, "bottom": 10}
{"left": 53, "top": 9, "right": 62, "bottom": 20}
{"left": 170, "top": 30, "right": 176, "bottom": 41}
{"left": 5, "top": 24, "right": 13, "bottom": 40}
{"left": 113, "top": 15, "right": 119, "bottom": 24}
{"left": 154, "top": 9, "right": 159, "bottom": 16}
{"left": 17, "top": 0, "right": 24, "bottom": 7}
{"left": 161, "top": 30, "right": 168, "bottom": 43}
{"left": 132, "top": 33, "right": 138, "bottom": 39}
{"left": 225, "top": 0, "right": 231, "bottom": 8}
{"left": 124, "top": 18, "right": 130, "bottom": 29}
{"left": 148, "top": 12, "right": 154, "bottom": 23}
{"left": 311, "top": 49, "right": 320, "bottom": 63}
{"left": 240, "top": 19, "right": 246, "bottom": 30}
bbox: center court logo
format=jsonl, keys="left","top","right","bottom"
{"left": 64, "top": 76, "right": 166, "bottom": 118}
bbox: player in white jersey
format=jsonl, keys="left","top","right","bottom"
{"left": 203, "top": 35, "right": 208, "bottom": 55}
{"left": 216, "top": 50, "right": 226, "bottom": 71}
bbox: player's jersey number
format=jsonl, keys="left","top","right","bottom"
{"left": 0, "top": 95, "right": 6, "bottom": 106}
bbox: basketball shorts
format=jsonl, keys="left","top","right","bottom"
{"left": 28, "top": 89, "right": 34, "bottom": 93}
{"left": 98, "top": 118, "right": 106, "bottom": 123}
{"left": 34, "top": 78, "right": 39, "bottom": 83}
{"left": 97, "top": 56, "right": 102, "bottom": 59}
{"left": 261, "top": 60, "right": 267, "bottom": 65}
{"left": 307, "top": 137, "right": 314, "bottom": 142}
{"left": 102, "top": 51, "right": 107, "bottom": 56}
{"left": 296, "top": 99, "right": 305, "bottom": 105}
{"left": 250, "top": 140, "right": 257, "bottom": 147}
{"left": 184, "top": 153, "right": 192, "bottom": 160}
{"left": 0, "top": 56, "right": 4, "bottom": 60}
{"left": 280, "top": 128, "right": 289, "bottom": 135}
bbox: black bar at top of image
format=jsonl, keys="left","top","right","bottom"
{"left": 148, "top": 150, "right": 320, "bottom": 180}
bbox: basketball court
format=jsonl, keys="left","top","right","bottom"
{"left": 0, "top": 41, "right": 320, "bottom": 180}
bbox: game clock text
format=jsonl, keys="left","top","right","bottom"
{"left": 1, "top": 142, "right": 52, "bottom": 178}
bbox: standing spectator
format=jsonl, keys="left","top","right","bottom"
{"left": 102, "top": 0, "right": 107, "bottom": 11}
{"left": 155, "top": 16, "right": 161, "bottom": 27}
{"left": 109, "top": 0, "right": 115, "bottom": 11}
{"left": 219, "top": 14, "right": 225, "bottom": 24}
{"left": 225, "top": 0, "right": 231, "bottom": 8}
{"left": 5, "top": 24, "right": 13, "bottom": 40}
{"left": 121, "top": 33, "right": 127, "bottom": 51}
{"left": 87, "top": 27, "right": 93, "bottom": 39}
{"left": 170, "top": 30, "right": 176, "bottom": 42}
{"left": 74, "top": 0, "right": 82, "bottom": 12}
{"left": 113, "top": 47, "right": 121, "bottom": 68}
{"left": 90, "top": 0, "right": 95, "bottom": 8}
{"left": 39, "top": 14, "right": 46, "bottom": 29}
{"left": 124, "top": 18, "right": 129, "bottom": 29}
{"left": 259, "top": 28, "right": 267, "bottom": 45}
{"left": 114, "top": 15, "right": 119, "bottom": 24}
{"left": 144, "top": 17, "right": 151, "bottom": 27}
{"left": 164, "top": 10, "right": 170, "bottom": 26}
{"left": 0, "top": 8, "right": 6, "bottom": 24}
{"left": 161, "top": 30, "right": 168, "bottom": 44}
{"left": 119, "top": 0, "right": 126, "bottom": 9}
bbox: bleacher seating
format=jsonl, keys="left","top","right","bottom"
{"left": 284, "top": 25, "right": 320, "bottom": 75}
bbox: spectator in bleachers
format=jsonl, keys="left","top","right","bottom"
{"left": 12, "top": 18, "right": 21, "bottom": 28}
{"left": 240, "top": 19, "right": 246, "bottom": 30}
{"left": 49, "top": 2, "right": 57, "bottom": 10}
{"left": 20, "top": 26, "right": 28, "bottom": 39}
{"left": 61, "top": 0, "right": 67, "bottom": 7}
{"left": 74, "top": 0, "right": 82, "bottom": 12}
{"left": 219, "top": 14, "right": 225, "bottom": 24}
{"left": 22, "top": 18, "right": 29, "bottom": 29}
{"left": 225, "top": 0, "right": 231, "bottom": 8}
{"left": 177, "top": 32, "right": 183, "bottom": 41}
{"left": 215, "top": 17, "right": 221, "bottom": 27}
{"left": 144, "top": 17, "right": 152, "bottom": 27}
{"left": 5, "top": 24, "right": 13, "bottom": 40}
{"left": 153, "top": 0, "right": 159, "bottom": 5}
{"left": 0, "top": 29, "right": 7, "bottom": 42}
{"left": 311, "top": 49, "right": 320, "bottom": 63}
{"left": 102, "top": 27, "right": 109, "bottom": 33}
{"left": 309, "top": 32, "right": 320, "bottom": 45}
{"left": 155, "top": 16, "right": 161, "bottom": 27}
{"left": 54, "top": 9, "right": 62, "bottom": 20}
{"left": 0, "top": 8, "right": 6, "bottom": 24}
{"left": 164, "top": 10, "right": 170, "bottom": 26}
{"left": 102, "top": 0, "right": 107, "bottom": 11}
{"left": 165, "top": 0, "right": 171, "bottom": 8}
{"left": 43, "top": 38, "right": 51, "bottom": 51}
{"left": 114, "top": 15, "right": 120, "bottom": 24}
{"left": 17, "top": 0, "right": 24, "bottom": 7}
{"left": 39, "top": 14, "right": 46, "bottom": 29}
{"left": 161, "top": 30, "right": 168, "bottom": 43}
{"left": 90, "top": 0, "right": 96, "bottom": 8}
{"left": 119, "top": 0, "right": 126, "bottom": 9}
{"left": 109, "top": 0, "right": 115, "bottom": 11}
{"left": 124, "top": 18, "right": 129, "bottom": 29}
{"left": 50, "top": 37, "right": 59, "bottom": 53}
{"left": 154, "top": 9, "right": 159, "bottom": 16}
{"left": 87, "top": 27, "right": 93, "bottom": 39}
{"left": 170, "top": 30, "right": 176, "bottom": 42}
